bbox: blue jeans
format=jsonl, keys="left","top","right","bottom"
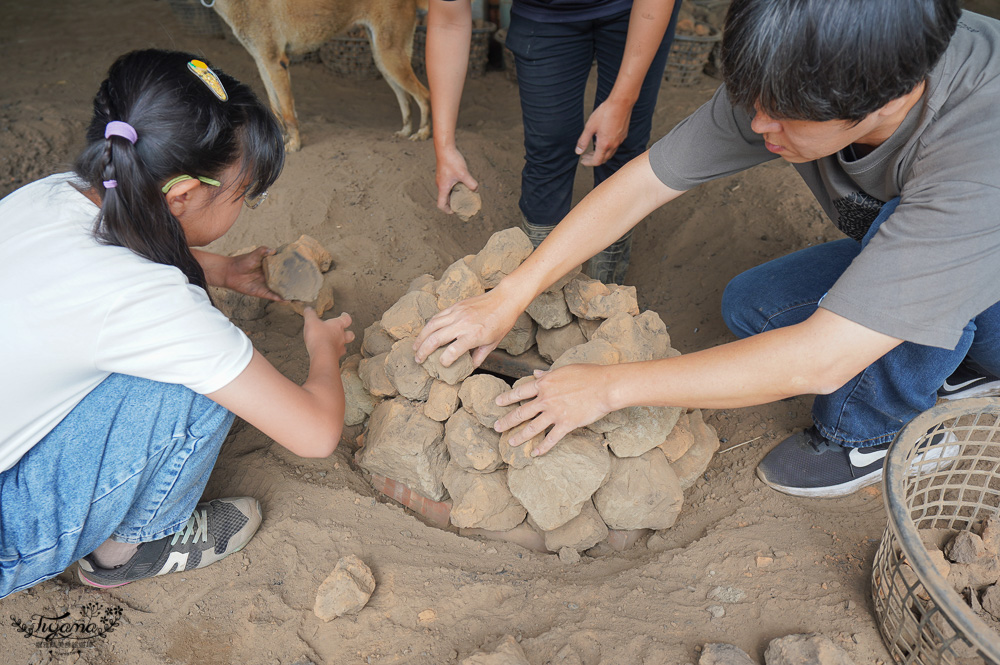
{"left": 0, "top": 374, "right": 233, "bottom": 598}
{"left": 722, "top": 198, "right": 1000, "bottom": 447}
{"left": 505, "top": 4, "right": 680, "bottom": 227}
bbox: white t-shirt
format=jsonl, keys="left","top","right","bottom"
{"left": 0, "top": 174, "right": 253, "bottom": 472}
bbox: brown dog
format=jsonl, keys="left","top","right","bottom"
{"left": 206, "top": 0, "right": 431, "bottom": 151}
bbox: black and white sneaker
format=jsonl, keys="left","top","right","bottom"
{"left": 78, "top": 497, "right": 262, "bottom": 588}
{"left": 756, "top": 427, "right": 887, "bottom": 498}
{"left": 756, "top": 427, "right": 959, "bottom": 498}
{"left": 938, "top": 360, "right": 1000, "bottom": 401}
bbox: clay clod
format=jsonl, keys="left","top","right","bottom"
{"left": 381, "top": 290, "right": 439, "bottom": 340}
{"left": 358, "top": 397, "right": 448, "bottom": 501}
{"left": 498, "top": 311, "right": 537, "bottom": 356}
{"left": 358, "top": 352, "right": 397, "bottom": 398}
{"left": 499, "top": 423, "right": 540, "bottom": 469}
{"left": 669, "top": 409, "right": 721, "bottom": 489}
{"left": 460, "top": 635, "right": 530, "bottom": 665}
{"left": 604, "top": 405, "right": 683, "bottom": 458}
{"left": 459, "top": 374, "right": 514, "bottom": 428}
{"left": 424, "top": 380, "right": 461, "bottom": 422}
{"left": 470, "top": 227, "right": 534, "bottom": 288}
{"left": 341, "top": 354, "right": 376, "bottom": 426}
{"left": 540, "top": 499, "right": 608, "bottom": 553}
{"left": 563, "top": 276, "right": 639, "bottom": 320}
{"left": 435, "top": 257, "right": 485, "bottom": 310}
{"left": 445, "top": 408, "right": 503, "bottom": 472}
{"left": 361, "top": 322, "right": 395, "bottom": 357}
{"left": 593, "top": 449, "right": 684, "bottom": 530}
{"left": 763, "top": 633, "right": 858, "bottom": 665}
{"left": 443, "top": 462, "right": 526, "bottom": 530}
{"left": 422, "top": 346, "right": 476, "bottom": 386}
{"left": 263, "top": 235, "right": 330, "bottom": 303}
{"left": 507, "top": 431, "right": 611, "bottom": 531}
{"left": 313, "top": 555, "right": 375, "bottom": 621}
{"left": 384, "top": 337, "right": 433, "bottom": 400}
{"left": 449, "top": 183, "right": 482, "bottom": 221}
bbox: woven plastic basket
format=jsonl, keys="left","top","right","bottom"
{"left": 665, "top": 26, "right": 721, "bottom": 86}
{"left": 412, "top": 20, "right": 497, "bottom": 80}
{"left": 319, "top": 26, "right": 381, "bottom": 80}
{"left": 872, "top": 397, "right": 1000, "bottom": 664}
{"left": 167, "top": 0, "right": 227, "bottom": 37}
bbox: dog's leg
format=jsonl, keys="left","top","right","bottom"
{"left": 253, "top": 49, "right": 302, "bottom": 152}
{"left": 209, "top": 2, "right": 302, "bottom": 152}
{"left": 365, "top": 21, "right": 431, "bottom": 141}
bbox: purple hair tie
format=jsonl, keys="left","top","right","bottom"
{"left": 104, "top": 120, "right": 137, "bottom": 144}
{"left": 103, "top": 180, "right": 118, "bottom": 189}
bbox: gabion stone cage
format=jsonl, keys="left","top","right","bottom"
{"left": 412, "top": 20, "right": 496, "bottom": 81}
{"left": 872, "top": 397, "right": 1000, "bottom": 664}
{"left": 664, "top": 29, "right": 721, "bottom": 87}
{"left": 320, "top": 26, "right": 381, "bottom": 80}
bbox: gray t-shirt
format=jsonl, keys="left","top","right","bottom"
{"left": 649, "top": 11, "right": 1000, "bottom": 350}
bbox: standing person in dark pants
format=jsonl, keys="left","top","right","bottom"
{"left": 427, "top": 0, "right": 680, "bottom": 284}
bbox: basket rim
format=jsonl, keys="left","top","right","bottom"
{"left": 882, "top": 396, "right": 1000, "bottom": 661}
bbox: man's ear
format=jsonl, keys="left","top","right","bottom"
{"left": 878, "top": 96, "right": 910, "bottom": 118}
{"left": 878, "top": 81, "right": 926, "bottom": 118}
{"left": 164, "top": 177, "right": 202, "bottom": 220}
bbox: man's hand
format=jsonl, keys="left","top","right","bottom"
{"left": 436, "top": 145, "right": 480, "bottom": 213}
{"left": 576, "top": 97, "right": 633, "bottom": 167}
{"left": 414, "top": 288, "right": 523, "bottom": 367}
{"left": 494, "top": 364, "right": 616, "bottom": 456}
{"left": 224, "top": 246, "right": 283, "bottom": 301}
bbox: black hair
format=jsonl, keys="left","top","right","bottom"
{"left": 721, "top": 0, "right": 961, "bottom": 122}
{"left": 74, "top": 49, "right": 284, "bottom": 289}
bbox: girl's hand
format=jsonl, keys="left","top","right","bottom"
{"left": 224, "top": 246, "right": 283, "bottom": 301}
{"left": 494, "top": 364, "right": 616, "bottom": 456}
{"left": 303, "top": 310, "right": 354, "bottom": 360}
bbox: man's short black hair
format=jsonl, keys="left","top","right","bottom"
{"left": 721, "top": 0, "right": 961, "bottom": 122}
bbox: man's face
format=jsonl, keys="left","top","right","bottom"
{"left": 750, "top": 105, "right": 884, "bottom": 163}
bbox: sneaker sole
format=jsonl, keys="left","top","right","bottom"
{"left": 77, "top": 568, "right": 132, "bottom": 589}
{"left": 756, "top": 465, "right": 884, "bottom": 498}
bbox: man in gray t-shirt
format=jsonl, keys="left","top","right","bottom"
{"left": 414, "top": 0, "right": 1000, "bottom": 499}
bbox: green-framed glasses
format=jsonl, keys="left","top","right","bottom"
{"left": 161, "top": 174, "right": 268, "bottom": 209}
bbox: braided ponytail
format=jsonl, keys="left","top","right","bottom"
{"left": 74, "top": 50, "right": 284, "bottom": 290}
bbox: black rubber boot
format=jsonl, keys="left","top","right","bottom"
{"left": 519, "top": 213, "right": 553, "bottom": 249}
{"left": 586, "top": 230, "right": 633, "bottom": 285}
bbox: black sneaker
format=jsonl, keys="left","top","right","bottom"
{"left": 938, "top": 360, "right": 1000, "bottom": 401}
{"left": 77, "top": 497, "right": 262, "bottom": 588}
{"left": 757, "top": 427, "right": 960, "bottom": 498}
{"left": 756, "top": 427, "right": 888, "bottom": 498}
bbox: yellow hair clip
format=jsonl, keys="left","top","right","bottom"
{"left": 187, "top": 59, "right": 228, "bottom": 102}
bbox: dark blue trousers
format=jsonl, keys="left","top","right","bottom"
{"left": 504, "top": 4, "right": 680, "bottom": 227}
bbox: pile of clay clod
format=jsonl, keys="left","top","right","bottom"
{"left": 341, "top": 227, "right": 720, "bottom": 555}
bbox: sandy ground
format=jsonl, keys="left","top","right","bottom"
{"left": 3, "top": 1, "right": 999, "bottom": 664}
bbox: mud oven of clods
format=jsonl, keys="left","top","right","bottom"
{"left": 340, "top": 228, "right": 720, "bottom": 555}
